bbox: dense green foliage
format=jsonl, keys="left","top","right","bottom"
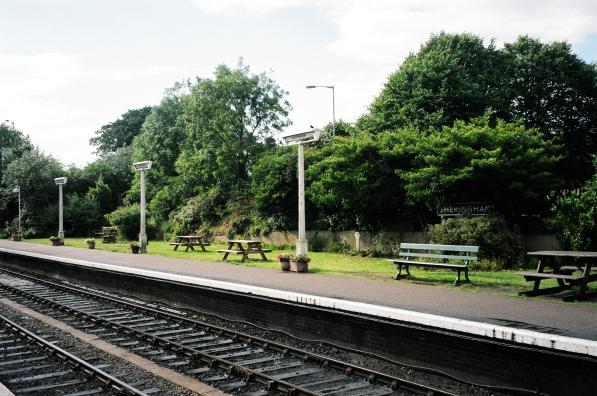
{"left": 426, "top": 216, "right": 524, "bottom": 269}
{"left": 401, "top": 115, "right": 563, "bottom": 215}
{"left": 552, "top": 170, "right": 597, "bottom": 250}
{"left": 2, "top": 34, "right": 597, "bottom": 253}
{"left": 90, "top": 107, "right": 152, "bottom": 155}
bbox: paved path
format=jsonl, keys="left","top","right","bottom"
{"left": 1, "top": 241, "right": 596, "bottom": 342}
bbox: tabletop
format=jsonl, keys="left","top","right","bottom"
{"left": 177, "top": 235, "right": 202, "bottom": 239}
{"left": 527, "top": 251, "right": 597, "bottom": 258}
{"left": 228, "top": 240, "right": 260, "bottom": 244}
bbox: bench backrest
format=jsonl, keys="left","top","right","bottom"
{"left": 101, "top": 226, "right": 117, "bottom": 236}
{"left": 399, "top": 243, "right": 478, "bottom": 264}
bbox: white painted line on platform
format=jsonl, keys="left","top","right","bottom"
{"left": 1, "top": 247, "right": 597, "bottom": 357}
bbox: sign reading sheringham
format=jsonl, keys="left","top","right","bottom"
{"left": 437, "top": 202, "right": 493, "bottom": 218}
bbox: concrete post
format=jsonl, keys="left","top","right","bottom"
{"left": 17, "top": 189, "right": 21, "bottom": 239}
{"left": 58, "top": 184, "right": 64, "bottom": 244}
{"left": 139, "top": 170, "right": 147, "bottom": 254}
{"left": 296, "top": 142, "right": 307, "bottom": 256}
{"left": 355, "top": 231, "right": 360, "bottom": 251}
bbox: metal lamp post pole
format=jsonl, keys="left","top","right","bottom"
{"left": 133, "top": 161, "right": 152, "bottom": 254}
{"left": 13, "top": 186, "right": 21, "bottom": 240}
{"left": 17, "top": 188, "right": 21, "bottom": 238}
{"left": 296, "top": 142, "right": 307, "bottom": 256}
{"left": 54, "top": 177, "right": 67, "bottom": 245}
{"left": 58, "top": 184, "right": 64, "bottom": 244}
{"left": 139, "top": 169, "right": 147, "bottom": 253}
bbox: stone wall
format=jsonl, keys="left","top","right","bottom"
{"left": 213, "top": 230, "right": 561, "bottom": 251}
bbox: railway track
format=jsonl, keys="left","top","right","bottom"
{"left": 0, "top": 311, "right": 149, "bottom": 395}
{"left": 0, "top": 267, "right": 459, "bottom": 396}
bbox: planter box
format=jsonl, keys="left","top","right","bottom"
{"left": 86, "top": 242, "right": 95, "bottom": 249}
{"left": 279, "top": 260, "right": 290, "bottom": 271}
{"left": 131, "top": 246, "right": 140, "bottom": 254}
{"left": 290, "top": 260, "right": 308, "bottom": 273}
{"left": 50, "top": 240, "right": 61, "bottom": 246}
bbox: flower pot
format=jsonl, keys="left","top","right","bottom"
{"left": 50, "top": 239, "right": 61, "bottom": 246}
{"left": 290, "top": 260, "right": 308, "bottom": 273}
{"left": 279, "top": 260, "right": 290, "bottom": 271}
{"left": 131, "top": 245, "right": 140, "bottom": 254}
{"left": 86, "top": 242, "right": 95, "bottom": 249}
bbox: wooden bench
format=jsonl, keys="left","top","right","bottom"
{"left": 218, "top": 240, "right": 271, "bottom": 262}
{"left": 170, "top": 236, "right": 211, "bottom": 252}
{"left": 388, "top": 243, "right": 479, "bottom": 286}
{"left": 95, "top": 227, "right": 117, "bottom": 243}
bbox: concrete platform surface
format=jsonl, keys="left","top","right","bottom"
{"left": 0, "top": 241, "right": 596, "bottom": 352}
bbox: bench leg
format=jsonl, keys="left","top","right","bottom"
{"left": 464, "top": 268, "right": 471, "bottom": 284}
{"left": 454, "top": 269, "right": 462, "bottom": 286}
{"left": 173, "top": 244, "right": 179, "bottom": 251}
{"left": 200, "top": 245, "right": 207, "bottom": 252}
{"left": 395, "top": 263, "right": 404, "bottom": 280}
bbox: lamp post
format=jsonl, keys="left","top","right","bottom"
{"left": 281, "top": 129, "right": 321, "bottom": 256}
{"left": 305, "top": 85, "right": 335, "bottom": 135}
{"left": 54, "top": 177, "right": 67, "bottom": 245}
{"left": 133, "top": 160, "right": 152, "bottom": 254}
{"left": 12, "top": 186, "right": 21, "bottom": 240}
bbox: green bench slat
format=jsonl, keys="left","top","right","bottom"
{"left": 398, "top": 252, "right": 477, "bottom": 261}
{"left": 400, "top": 243, "right": 479, "bottom": 253}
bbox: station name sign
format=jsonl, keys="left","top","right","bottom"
{"left": 437, "top": 202, "right": 493, "bottom": 217}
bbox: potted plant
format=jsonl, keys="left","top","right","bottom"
{"left": 49, "top": 236, "right": 61, "bottom": 246}
{"left": 290, "top": 254, "right": 311, "bottom": 273}
{"left": 277, "top": 253, "right": 291, "bottom": 271}
{"left": 86, "top": 238, "right": 95, "bottom": 249}
{"left": 130, "top": 241, "right": 140, "bottom": 254}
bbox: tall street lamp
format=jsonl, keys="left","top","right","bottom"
{"left": 133, "top": 161, "right": 152, "bottom": 254}
{"left": 12, "top": 185, "right": 21, "bottom": 240}
{"left": 281, "top": 129, "right": 321, "bottom": 256}
{"left": 54, "top": 177, "right": 67, "bottom": 245}
{"left": 305, "top": 85, "right": 335, "bottom": 135}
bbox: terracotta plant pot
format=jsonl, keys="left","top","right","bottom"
{"left": 131, "top": 245, "right": 140, "bottom": 254}
{"left": 86, "top": 242, "right": 95, "bottom": 249}
{"left": 50, "top": 239, "right": 61, "bottom": 246}
{"left": 279, "top": 260, "right": 290, "bottom": 271}
{"left": 290, "top": 260, "right": 308, "bottom": 273}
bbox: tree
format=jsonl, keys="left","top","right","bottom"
{"left": 131, "top": 83, "right": 188, "bottom": 201}
{"left": 359, "top": 33, "right": 507, "bottom": 132}
{"left": 306, "top": 133, "right": 406, "bottom": 230}
{"left": 0, "top": 150, "right": 63, "bottom": 234}
{"left": 401, "top": 114, "right": 564, "bottom": 216}
{"left": 552, "top": 164, "right": 597, "bottom": 250}
{"left": 89, "top": 106, "right": 152, "bottom": 155}
{"left": 170, "top": 62, "right": 290, "bottom": 228}
{"left": 502, "top": 36, "right": 597, "bottom": 183}
{"left": 251, "top": 146, "right": 299, "bottom": 231}
{"left": 84, "top": 146, "right": 134, "bottom": 212}
{"left": 0, "top": 122, "right": 33, "bottom": 179}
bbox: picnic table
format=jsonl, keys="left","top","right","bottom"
{"left": 170, "top": 235, "right": 210, "bottom": 252}
{"left": 518, "top": 251, "right": 597, "bottom": 301}
{"left": 218, "top": 240, "right": 271, "bottom": 263}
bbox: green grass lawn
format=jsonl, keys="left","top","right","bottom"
{"left": 23, "top": 237, "right": 544, "bottom": 293}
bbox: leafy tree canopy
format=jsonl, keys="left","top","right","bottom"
{"left": 359, "top": 32, "right": 506, "bottom": 132}
{"left": 89, "top": 106, "right": 152, "bottom": 155}
{"left": 502, "top": 36, "right": 597, "bottom": 182}
{"left": 401, "top": 114, "right": 564, "bottom": 215}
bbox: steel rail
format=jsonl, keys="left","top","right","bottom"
{"left": 0, "top": 268, "right": 457, "bottom": 396}
{"left": 0, "top": 312, "right": 148, "bottom": 395}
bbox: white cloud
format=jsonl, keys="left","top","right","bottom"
{"left": 191, "top": 0, "right": 307, "bottom": 17}
{"left": 320, "top": 0, "right": 597, "bottom": 64}
{"left": 0, "top": 52, "right": 85, "bottom": 97}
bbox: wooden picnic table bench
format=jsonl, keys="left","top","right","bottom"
{"left": 170, "top": 235, "right": 210, "bottom": 252}
{"left": 518, "top": 251, "right": 597, "bottom": 301}
{"left": 218, "top": 240, "right": 271, "bottom": 263}
{"left": 388, "top": 243, "right": 479, "bottom": 286}
{"left": 95, "top": 227, "right": 117, "bottom": 243}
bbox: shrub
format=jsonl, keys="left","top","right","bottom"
{"left": 369, "top": 232, "right": 399, "bottom": 258}
{"left": 426, "top": 216, "right": 524, "bottom": 269}
{"left": 551, "top": 173, "right": 597, "bottom": 250}
{"left": 106, "top": 204, "right": 140, "bottom": 240}
{"left": 324, "top": 240, "right": 353, "bottom": 254}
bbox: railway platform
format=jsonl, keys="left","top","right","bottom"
{"left": 0, "top": 240, "right": 595, "bottom": 356}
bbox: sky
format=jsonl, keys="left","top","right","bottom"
{"left": 1, "top": 0, "right": 597, "bottom": 166}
